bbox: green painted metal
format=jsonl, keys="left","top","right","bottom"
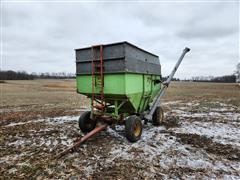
{"left": 76, "top": 73, "right": 161, "bottom": 114}
{"left": 114, "top": 100, "right": 118, "bottom": 116}
{"left": 113, "top": 100, "right": 127, "bottom": 116}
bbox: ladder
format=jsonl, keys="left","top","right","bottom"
{"left": 91, "top": 45, "right": 105, "bottom": 114}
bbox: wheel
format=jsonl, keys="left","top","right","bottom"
{"left": 125, "top": 116, "right": 142, "bottom": 142}
{"left": 152, "top": 106, "right": 164, "bottom": 126}
{"left": 78, "top": 111, "right": 96, "bottom": 133}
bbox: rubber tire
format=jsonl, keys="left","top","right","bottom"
{"left": 125, "top": 116, "right": 142, "bottom": 142}
{"left": 152, "top": 106, "right": 164, "bottom": 126}
{"left": 78, "top": 111, "right": 96, "bottom": 133}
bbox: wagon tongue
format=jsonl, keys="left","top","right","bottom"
{"left": 56, "top": 123, "right": 108, "bottom": 158}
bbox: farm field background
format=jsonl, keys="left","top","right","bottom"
{"left": 0, "top": 79, "right": 239, "bottom": 179}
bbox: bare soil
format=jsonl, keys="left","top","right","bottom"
{"left": 0, "top": 80, "right": 239, "bottom": 179}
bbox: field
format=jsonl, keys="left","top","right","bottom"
{"left": 0, "top": 79, "right": 239, "bottom": 179}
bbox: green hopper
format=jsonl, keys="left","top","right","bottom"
{"left": 57, "top": 42, "right": 190, "bottom": 158}
{"left": 76, "top": 41, "right": 190, "bottom": 142}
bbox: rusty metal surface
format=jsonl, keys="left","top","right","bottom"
{"left": 56, "top": 124, "right": 108, "bottom": 158}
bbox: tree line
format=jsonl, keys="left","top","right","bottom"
{"left": 0, "top": 70, "right": 75, "bottom": 80}
{"left": 0, "top": 70, "right": 237, "bottom": 83}
{"left": 191, "top": 75, "right": 236, "bottom": 83}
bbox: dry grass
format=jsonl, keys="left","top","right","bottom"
{"left": 43, "top": 83, "right": 73, "bottom": 89}
{"left": 0, "top": 79, "right": 89, "bottom": 109}
{"left": 1, "top": 80, "right": 239, "bottom": 109}
{"left": 163, "top": 82, "right": 240, "bottom": 107}
{"left": 0, "top": 79, "right": 239, "bottom": 179}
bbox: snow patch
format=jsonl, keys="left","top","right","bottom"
{"left": 46, "top": 116, "right": 79, "bottom": 125}
{"left": 172, "top": 121, "right": 240, "bottom": 147}
{"left": 5, "top": 115, "right": 79, "bottom": 127}
{"left": 162, "top": 100, "right": 182, "bottom": 105}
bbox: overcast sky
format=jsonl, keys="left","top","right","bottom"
{"left": 1, "top": 1, "right": 239, "bottom": 79}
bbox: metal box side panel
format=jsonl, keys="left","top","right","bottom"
{"left": 75, "top": 41, "right": 161, "bottom": 75}
{"left": 76, "top": 58, "right": 126, "bottom": 74}
{"left": 76, "top": 43, "right": 125, "bottom": 62}
{"left": 124, "top": 43, "right": 161, "bottom": 75}
{"left": 76, "top": 43, "right": 126, "bottom": 74}
{"left": 76, "top": 74, "right": 126, "bottom": 95}
{"left": 76, "top": 73, "right": 161, "bottom": 113}
{"left": 125, "top": 74, "right": 161, "bottom": 112}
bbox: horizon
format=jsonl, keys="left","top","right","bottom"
{"left": 1, "top": 1, "right": 239, "bottom": 79}
{"left": 0, "top": 68, "right": 237, "bottom": 80}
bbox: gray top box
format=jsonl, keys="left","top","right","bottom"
{"left": 75, "top": 41, "right": 161, "bottom": 75}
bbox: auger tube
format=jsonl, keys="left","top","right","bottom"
{"left": 145, "top": 47, "right": 190, "bottom": 120}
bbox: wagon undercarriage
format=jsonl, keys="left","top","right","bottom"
{"left": 57, "top": 42, "right": 190, "bottom": 157}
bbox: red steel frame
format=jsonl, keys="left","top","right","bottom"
{"left": 56, "top": 124, "right": 108, "bottom": 158}
{"left": 91, "top": 45, "right": 105, "bottom": 114}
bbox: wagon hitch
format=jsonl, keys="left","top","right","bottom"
{"left": 56, "top": 123, "right": 108, "bottom": 158}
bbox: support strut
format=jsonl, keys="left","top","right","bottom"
{"left": 56, "top": 124, "right": 108, "bottom": 158}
